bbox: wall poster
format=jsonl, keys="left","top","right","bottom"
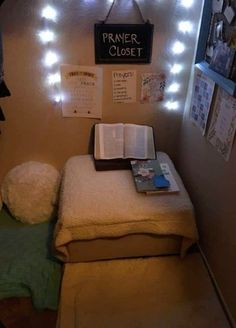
{"left": 60, "top": 64, "right": 103, "bottom": 118}
{"left": 112, "top": 70, "right": 136, "bottom": 103}
{"left": 207, "top": 88, "right": 236, "bottom": 161}
{"left": 190, "top": 69, "right": 215, "bottom": 135}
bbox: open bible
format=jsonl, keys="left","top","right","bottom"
{"left": 94, "top": 123, "right": 156, "bottom": 170}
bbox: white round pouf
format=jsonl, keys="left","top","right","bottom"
{"left": 1, "top": 161, "right": 61, "bottom": 224}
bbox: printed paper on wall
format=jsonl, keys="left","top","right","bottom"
{"left": 140, "top": 73, "right": 166, "bottom": 104}
{"left": 190, "top": 69, "right": 215, "bottom": 135}
{"left": 60, "top": 64, "right": 103, "bottom": 118}
{"left": 112, "top": 70, "right": 136, "bottom": 103}
{"left": 207, "top": 88, "right": 236, "bottom": 161}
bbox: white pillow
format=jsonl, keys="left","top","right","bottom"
{"left": 1, "top": 161, "right": 61, "bottom": 224}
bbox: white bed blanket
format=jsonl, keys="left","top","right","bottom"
{"left": 54, "top": 152, "right": 198, "bottom": 259}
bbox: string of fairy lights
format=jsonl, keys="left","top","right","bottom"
{"left": 164, "top": 0, "right": 196, "bottom": 110}
{"left": 38, "top": 0, "right": 196, "bottom": 110}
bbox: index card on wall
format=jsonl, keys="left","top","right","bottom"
{"left": 60, "top": 64, "right": 103, "bottom": 118}
{"left": 112, "top": 70, "right": 136, "bottom": 103}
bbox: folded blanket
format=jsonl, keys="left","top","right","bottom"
{"left": 0, "top": 207, "right": 62, "bottom": 310}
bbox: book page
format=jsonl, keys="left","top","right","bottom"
{"left": 124, "top": 124, "right": 155, "bottom": 159}
{"left": 94, "top": 123, "right": 124, "bottom": 159}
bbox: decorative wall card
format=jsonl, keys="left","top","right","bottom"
{"left": 140, "top": 73, "right": 166, "bottom": 103}
{"left": 190, "top": 69, "right": 215, "bottom": 135}
{"left": 60, "top": 64, "right": 103, "bottom": 118}
{"left": 207, "top": 88, "right": 236, "bottom": 161}
{"left": 94, "top": 24, "right": 154, "bottom": 64}
{"left": 112, "top": 70, "right": 136, "bottom": 103}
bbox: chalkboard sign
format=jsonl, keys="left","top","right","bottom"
{"left": 94, "top": 23, "right": 154, "bottom": 64}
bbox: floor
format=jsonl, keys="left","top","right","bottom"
{"left": 0, "top": 298, "right": 57, "bottom": 328}
{"left": 0, "top": 251, "right": 232, "bottom": 328}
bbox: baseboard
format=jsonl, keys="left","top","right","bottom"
{"left": 197, "top": 243, "right": 236, "bottom": 328}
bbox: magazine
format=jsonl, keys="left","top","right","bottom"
{"left": 130, "top": 159, "right": 179, "bottom": 194}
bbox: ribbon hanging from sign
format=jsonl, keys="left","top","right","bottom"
{"left": 103, "top": 0, "right": 147, "bottom": 24}
{"left": 94, "top": 1, "right": 154, "bottom": 64}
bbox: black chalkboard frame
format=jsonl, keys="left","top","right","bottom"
{"left": 94, "top": 23, "right": 154, "bottom": 64}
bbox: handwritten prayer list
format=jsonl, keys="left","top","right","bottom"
{"left": 60, "top": 64, "right": 103, "bottom": 118}
{"left": 112, "top": 70, "right": 136, "bottom": 103}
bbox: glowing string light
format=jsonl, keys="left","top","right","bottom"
{"left": 179, "top": 0, "right": 194, "bottom": 8}
{"left": 167, "top": 83, "right": 180, "bottom": 93}
{"left": 165, "top": 101, "right": 179, "bottom": 111}
{"left": 54, "top": 94, "right": 62, "bottom": 103}
{"left": 44, "top": 51, "right": 59, "bottom": 67}
{"left": 171, "top": 41, "right": 185, "bottom": 54}
{"left": 38, "top": 30, "right": 55, "bottom": 43}
{"left": 178, "top": 21, "right": 193, "bottom": 34}
{"left": 170, "top": 63, "right": 183, "bottom": 74}
{"left": 41, "top": 5, "right": 58, "bottom": 21}
{"left": 47, "top": 72, "right": 61, "bottom": 85}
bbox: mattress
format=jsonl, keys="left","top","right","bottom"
{"left": 54, "top": 152, "right": 198, "bottom": 262}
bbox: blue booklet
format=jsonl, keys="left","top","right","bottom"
{"left": 130, "top": 159, "right": 170, "bottom": 193}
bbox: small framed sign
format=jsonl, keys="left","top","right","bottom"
{"left": 94, "top": 23, "right": 154, "bottom": 64}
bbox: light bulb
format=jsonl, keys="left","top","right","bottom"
{"left": 171, "top": 41, "right": 185, "bottom": 54}
{"left": 179, "top": 0, "right": 194, "bottom": 8}
{"left": 170, "top": 64, "right": 183, "bottom": 74}
{"left": 178, "top": 21, "right": 193, "bottom": 33}
{"left": 41, "top": 6, "right": 57, "bottom": 21}
{"left": 47, "top": 73, "right": 61, "bottom": 85}
{"left": 167, "top": 83, "right": 180, "bottom": 93}
{"left": 165, "top": 101, "right": 179, "bottom": 110}
{"left": 44, "top": 51, "right": 59, "bottom": 67}
{"left": 54, "top": 94, "right": 62, "bottom": 103}
{"left": 38, "top": 30, "right": 55, "bottom": 43}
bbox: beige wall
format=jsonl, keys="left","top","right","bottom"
{"left": 0, "top": 0, "right": 202, "bottom": 182}
{"left": 177, "top": 87, "right": 236, "bottom": 323}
